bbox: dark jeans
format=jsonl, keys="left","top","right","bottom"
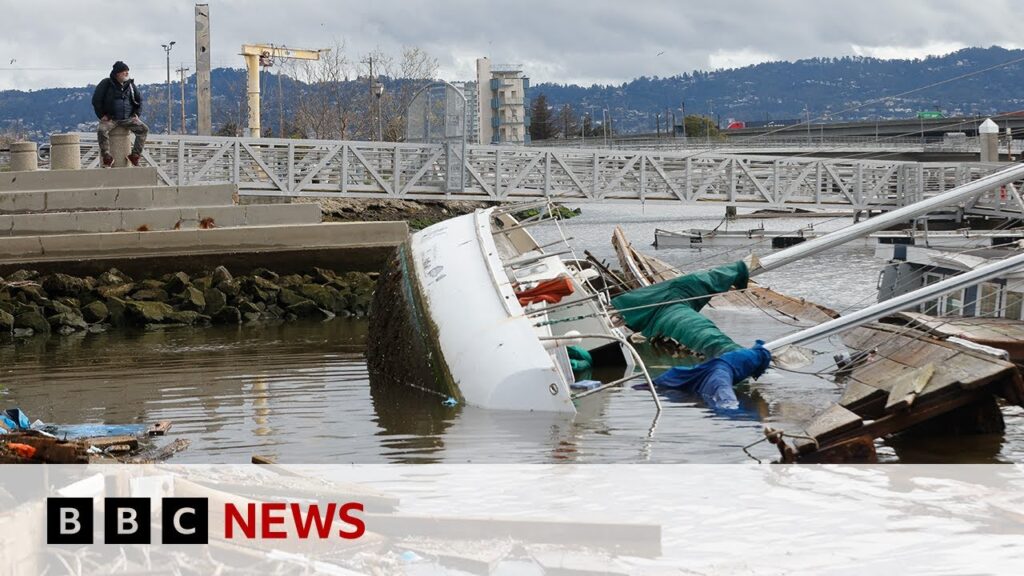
{"left": 97, "top": 118, "right": 148, "bottom": 157}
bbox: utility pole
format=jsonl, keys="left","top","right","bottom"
{"left": 804, "top": 106, "right": 811, "bottom": 144}
{"left": 195, "top": 4, "right": 212, "bottom": 135}
{"left": 361, "top": 54, "right": 383, "bottom": 141}
{"left": 162, "top": 41, "right": 175, "bottom": 134}
{"left": 602, "top": 109, "right": 608, "bottom": 147}
{"left": 176, "top": 65, "right": 189, "bottom": 135}
{"left": 277, "top": 64, "right": 284, "bottom": 138}
{"left": 705, "top": 100, "right": 712, "bottom": 146}
{"left": 681, "top": 100, "right": 687, "bottom": 140}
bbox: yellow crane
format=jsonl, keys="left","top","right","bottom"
{"left": 241, "top": 44, "right": 326, "bottom": 137}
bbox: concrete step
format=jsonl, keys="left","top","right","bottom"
{"left": 0, "top": 203, "right": 321, "bottom": 236}
{"left": 0, "top": 184, "right": 237, "bottom": 213}
{"left": 0, "top": 222, "right": 408, "bottom": 275}
{"left": 0, "top": 167, "right": 159, "bottom": 192}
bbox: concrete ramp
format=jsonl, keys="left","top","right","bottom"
{"left": 0, "top": 167, "right": 158, "bottom": 192}
{"left": 0, "top": 184, "right": 237, "bottom": 213}
{"left": 0, "top": 167, "right": 408, "bottom": 274}
{"left": 0, "top": 203, "right": 321, "bottom": 235}
{"left": 0, "top": 222, "right": 406, "bottom": 276}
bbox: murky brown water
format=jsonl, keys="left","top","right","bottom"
{"left": 2, "top": 204, "right": 1023, "bottom": 463}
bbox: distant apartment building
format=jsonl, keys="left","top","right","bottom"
{"left": 475, "top": 57, "right": 530, "bottom": 145}
{"left": 449, "top": 80, "right": 479, "bottom": 145}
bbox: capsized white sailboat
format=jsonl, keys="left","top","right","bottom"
{"left": 369, "top": 205, "right": 659, "bottom": 414}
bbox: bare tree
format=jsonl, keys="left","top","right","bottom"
{"left": 214, "top": 42, "right": 439, "bottom": 142}
{"left": 280, "top": 40, "right": 356, "bottom": 140}
{"left": 385, "top": 47, "right": 439, "bottom": 141}
{"left": 0, "top": 120, "right": 29, "bottom": 145}
{"left": 359, "top": 46, "right": 438, "bottom": 142}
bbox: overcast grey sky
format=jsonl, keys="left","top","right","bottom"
{"left": 1, "top": 0, "right": 1021, "bottom": 90}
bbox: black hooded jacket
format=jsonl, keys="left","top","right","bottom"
{"left": 91, "top": 72, "right": 142, "bottom": 120}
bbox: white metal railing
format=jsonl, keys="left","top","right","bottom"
{"left": 72, "top": 133, "right": 1024, "bottom": 217}
{"left": 529, "top": 135, "right": 980, "bottom": 151}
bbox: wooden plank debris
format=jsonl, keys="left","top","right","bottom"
{"left": 839, "top": 380, "right": 886, "bottom": 409}
{"left": 885, "top": 363, "right": 935, "bottom": 412}
{"left": 795, "top": 404, "right": 864, "bottom": 454}
{"left": 0, "top": 434, "right": 90, "bottom": 463}
{"left": 896, "top": 312, "right": 1024, "bottom": 361}
{"left": 804, "top": 404, "right": 864, "bottom": 440}
{"left": 83, "top": 435, "right": 139, "bottom": 452}
{"left": 125, "top": 438, "right": 191, "bottom": 463}
{"left": 147, "top": 421, "right": 172, "bottom": 436}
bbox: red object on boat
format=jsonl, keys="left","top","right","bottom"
{"left": 516, "top": 277, "right": 575, "bottom": 306}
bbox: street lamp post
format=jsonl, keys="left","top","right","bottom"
{"left": 161, "top": 42, "right": 175, "bottom": 135}
{"left": 804, "top": 106, "right": 811, "bottom": 144}
{"left": 373, "top": 82, "right": 385, "bottom": 141}
{"left": 681, "top": 100, "right": 686, "bottom": 142}
{"left": 705, "top": 100, "right": 712, "bottom": 146}
{"left": 602, "top": 109, "right": 608, "bottom": 147}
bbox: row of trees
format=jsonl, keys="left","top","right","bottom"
{"left": 528, "top": 94, "right": 605, "bottom": 141}
{"left": 212, "top": 41, "right": 439, "bottom": 141}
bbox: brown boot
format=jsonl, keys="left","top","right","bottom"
{"left": 102, "top": 154, "right": 114, "bottom": 168}
{"left": 127, "top": 154, "right": 141, "bottom": 167}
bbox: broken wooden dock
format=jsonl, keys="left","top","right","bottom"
{"left": 775, "top": 322, "right": 1024, "bottom": 462}
{"left": 609, "top": 227, "right": 1024, "bottom": 463}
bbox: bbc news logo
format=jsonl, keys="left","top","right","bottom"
{"left": 47, "top": 497, "right": 365, "bottom": 544}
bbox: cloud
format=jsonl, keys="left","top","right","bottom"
{"left": 850, "top": 42, "right": 968, "bottom": 60}
{"left": 708, "top": 49, "right": 781, "bottom": 71}
{"left": 2, "top": 0, "right": 1024, "bottom": 90}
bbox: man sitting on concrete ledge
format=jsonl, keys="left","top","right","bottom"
{"left": 91, "top": 61, "right": 149, "bottom": 167}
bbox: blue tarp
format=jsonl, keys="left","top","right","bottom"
{"left": 651, "top": 340, "right": 772, "bottom": 411}
{"left": 45, "top": 424, "right": 147, "bottom": 439}
{"left": 1, "top": 407, "right": 146, "bottom": 438}
{"left": 1, "top": 408, "right": 30, "bottom": 432}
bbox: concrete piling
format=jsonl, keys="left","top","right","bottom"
{"left": 980, "top": 118, "right": 999, "bottom": 162}
{"left": 49, "top": 134, "right": 81, "bottom": 170}
{"left": 109, "top": 126, "right": 133, "bottom": 168}
{"left": 10, "top": 141, "right": 38, "bottom": 172}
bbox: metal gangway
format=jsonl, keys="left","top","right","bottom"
{"left": 74, "top": 133, "right": 1024, "bottom": 217}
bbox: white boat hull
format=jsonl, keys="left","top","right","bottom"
{"left": 408, "top": 211, "right": 578, "bottom": 413}
{"left": 654, "top": 228, "right": 816, "bottom": 249}
{"left": 872, "top": 230, "right": 1024, "bottom": 249}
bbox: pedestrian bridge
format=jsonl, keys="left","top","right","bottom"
{"left": 76, "top": 133, "right": 1024, "bottom": 217}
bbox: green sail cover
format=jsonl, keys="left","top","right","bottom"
{"left": 611, "top": 261, "right": 750, "bottom": 358}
